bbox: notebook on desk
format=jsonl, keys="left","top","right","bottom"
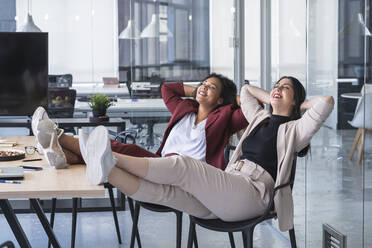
{"left": 0, "top": 167, "right": 24, "bottom": 180}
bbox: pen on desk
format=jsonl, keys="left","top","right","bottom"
{"left": 0, "top": 179, "right": 21, "bottom": 184}
{"left": 23, "top": 158, "right": 42, "bottom": 162}
{"left": 20, "top": 166, "right": 43, "bottom": 171}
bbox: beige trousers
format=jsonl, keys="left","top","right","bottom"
{"left": 131, "top": 155, "right": 275, "bottom": 221}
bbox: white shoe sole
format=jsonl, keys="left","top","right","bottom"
{"left": 86, "top": 126, "right": 109, "bottom": 185}
{"left": 43, "top": 133, "right": 68, "bottom": 169}
{"left": 78, "top": 129, "right": 89, "bottom": 164}
{"left": 32, "top": 107, "right": 46, "bottom": 136}
{"left": 37, "top": 120, "right": 67, "bottom": 169}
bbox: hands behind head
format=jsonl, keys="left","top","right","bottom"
{"left": 236, "top": 95, "right": 241, "bottom": 106}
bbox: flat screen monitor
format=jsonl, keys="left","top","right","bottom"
{"left": 0, "top": 32, "right": 48, "bottom": 116}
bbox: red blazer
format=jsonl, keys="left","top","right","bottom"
{"left": 156, "top": 82, "right": 248, "bottom": 170}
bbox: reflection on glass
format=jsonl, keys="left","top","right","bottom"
{"left": 118, "top": 0, "right": 210, "bottom": 83}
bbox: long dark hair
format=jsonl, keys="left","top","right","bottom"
{"left": 272, "top": 76, "right": 309, "bottom": 157}
{"left": 197, "top": 73, "right": 238, "bottom": 107}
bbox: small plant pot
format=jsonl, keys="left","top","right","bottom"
{"left": 89, "top": 115, "right": 109, "bottom": 122}
{"left": 92, "top": 109, "right": 106, "bottom": 117}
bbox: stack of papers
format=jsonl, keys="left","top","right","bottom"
{"left": 0, "top": 140, "right": 17, "bottom": 147}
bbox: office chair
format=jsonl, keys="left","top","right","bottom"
{"left": 48, "top": 74, "right": 73, "bottom": 88}
{"left": 187, "top": 155, "right": 298, "bottom": 248}
{"left": 128, "top": 198, "right": 184, "bottom": 248}
{"left": 48, "top": 184, "right": 124, "bottom": 248}
{"left": 348, "top": 93, "right": 372, "bottom": 164}
{"left": 47, "top": 88, "right": 77, "bottom": 134}
{"left": 114, "top": 133, "right": 179, "bottom": 248}
{"left": 0, "top": 241, "right": 14, "bottom": 248}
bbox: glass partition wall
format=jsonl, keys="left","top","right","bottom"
{"left": 270, "top": 0, "right": 307, "bottom": 247}
{"left": 118, "top": 0, "right": 211, "bottom": 83}
{"left": 266, "top": 0, "right": 370, "bottom": 246}
{"left": 1, "top": 0, "right": 371, "bottom": 246}
{"left": 306, "top": 0, "right": 370, "bottom": 247}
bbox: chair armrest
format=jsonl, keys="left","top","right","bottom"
{"left": 261, "top": 179, "right": 294, "bottom": 217}
{"left": 0, "top": 241, "right": 15, "bottom": 248}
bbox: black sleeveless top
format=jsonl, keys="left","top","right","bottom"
{"left": 240, "top": 115, "right": 290, "bottom": 180}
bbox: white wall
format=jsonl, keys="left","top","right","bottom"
{"left": 244, "top": 0, "right": 260, "bottom": 83}
{"left": 209, "top": 0, "right": 234, "bottom": 79}
{"left": 272, "top": 0, "right": 307, "bottom": 82}
{"left": 16, "top": 0, "right": 118, "bottom": 84}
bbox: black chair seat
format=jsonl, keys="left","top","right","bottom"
{"left": 190, "top": 212, "right": 276, "bottom": 232}
{"left": 139, "top": 202, "right": 178, "bottom": 213}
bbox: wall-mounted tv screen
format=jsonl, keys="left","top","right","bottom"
{"left": 0, "top": 32, "right": 48, "bottom": 116}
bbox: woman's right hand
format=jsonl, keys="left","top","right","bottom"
{"left": 184, "top": 84, "right": 198, "bottom": 97}
{"left": 243, "top": 84, "right": 270, "bottom": 105}
{"left": 236, "top": 95, "right": 241, "bottom": 106}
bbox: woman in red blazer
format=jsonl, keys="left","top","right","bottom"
{"left": 109, "top": 73, "right": 248, "bottom": 169}
{"left": 33, "top": 73, "right": 248, "bottom": 170}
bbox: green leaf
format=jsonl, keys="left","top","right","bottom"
{"left": 88, "top": 94, "right": 113, "bottom": 111}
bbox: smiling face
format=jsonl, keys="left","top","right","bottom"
{"left": 195, "top": 77, "right": 223, "bottom": 108}
{"left": 270, "top": 78, "right": 295, "bottom": 116}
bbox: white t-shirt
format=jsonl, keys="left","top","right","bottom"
{"left": 161, "top": 113, "right": 207, "bottom": 161}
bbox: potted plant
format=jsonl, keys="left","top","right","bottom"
{"left": 89, "top": 94, "right": 113, "bottom": 121}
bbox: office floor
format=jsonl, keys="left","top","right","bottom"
{"left": 0, "top": 126, "right": 371, "bottom": 247}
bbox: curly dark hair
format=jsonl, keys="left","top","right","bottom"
{"left": 199, "top": 73, "right": 238, "bottom": 107}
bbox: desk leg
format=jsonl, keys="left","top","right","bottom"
{"left": 0, "top": 199, "right": 32, "bottom": 248}
{"left": 29, "top": 198, "right": 62, "bottom": 248}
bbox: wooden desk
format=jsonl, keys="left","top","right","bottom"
{"left": 0, "top": 117, "right": 126, "bottom": 137}
{"left": 0, "top": 136, "right": 104, "bottom": 248}
{"left": 0, "top": 117, "right": 126, "bottom": 130}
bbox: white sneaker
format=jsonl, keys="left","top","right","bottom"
{"left": 37, "top": 119, "right": 68, "bottom": 169}
{"left": 85, "top": 126, "right": 117, "bottom": 185}
{"left": 32, "top": 107, "right": 47, "bottom": 154}
{"left": 78, "top": 129, "right": 89, "bottom": 164}
{"left": 31, "top": 107, "right": 64, "bottom": 153}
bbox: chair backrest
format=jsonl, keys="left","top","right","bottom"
{"left": 360, "top": 84, "right": 372, "bottom": 95}
{"left": 265, "top": 154, "right": 297, "bottom": 215}
{"left": 348, "top": 93, "right": 372, "bottom": 129}
{"left": 0, "top": 241, "right": 15, "bottom": 248}
{"left": 47, "top": 88, "right": 77, "bottom": 118}
{"left": 224, "top": 129, "right": 245, "bottom": 165}
{"left": 48, "top": 74, "right": 73, "bottom": 88}
{"left": 289, "top": 154, "right": 298, "bottom": 190}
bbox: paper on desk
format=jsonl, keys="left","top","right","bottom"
{"left": 0, "top": 143, "right": 16, "bottom": 147}
{"left": 116, "top": 98, "right": 132, "bottom": 103}
{"left": 0, "top": 140, "right": 17, "bottom": 146}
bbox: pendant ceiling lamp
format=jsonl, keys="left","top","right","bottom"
{"left": 140, "top": 14, "right": 173, "bottom": 38}
{"left": 119, "top": 0, "right": 140, "bottom": 39}
{"left": 119, "top": 19, "right": 140, "bottom": 39}
{"left": 18, "top": 0, "right": 41, "bottom": 32}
